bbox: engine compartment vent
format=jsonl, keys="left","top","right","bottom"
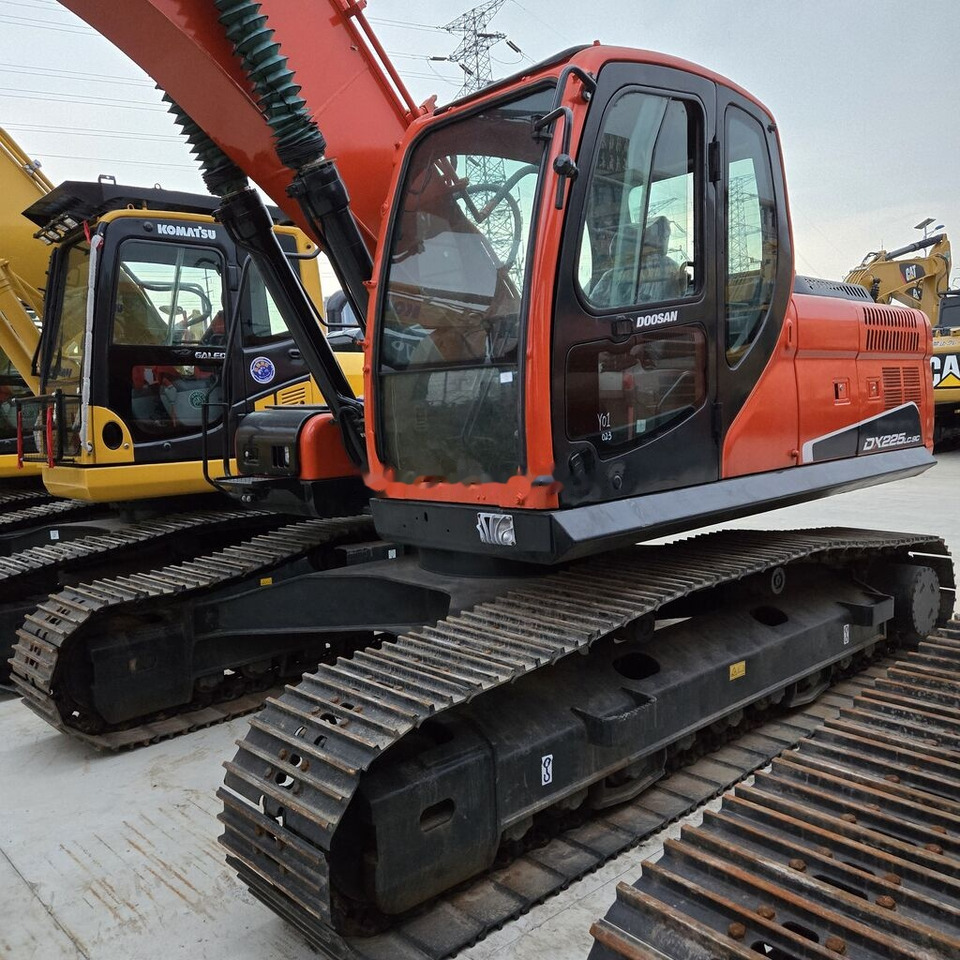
{"left": 882, "top": 365, "right": 923, "bottom": 409}
{"left": 863, "top": 305, "right": 922, "bottom": 353}
{"left": 275, "top": 383, "right": 309, "bottom": 406}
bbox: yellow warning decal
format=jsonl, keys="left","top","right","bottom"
{"left": 729, "top": 660, "right": 746, "bottom": 681}
{"left": 259, "top": 576, "right": 274, "bottom": 587}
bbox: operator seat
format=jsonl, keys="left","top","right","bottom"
{"left": 590, "top": 216, "right": 686, "bottom": 307}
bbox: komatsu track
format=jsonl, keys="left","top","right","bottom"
{"left": 10, "top": 513, "right": 375, "bottom": 749}
{"left": 0, "top": 491, "right": 103, "bottom": 538}
{"left": 0, "top": 508, "right": 284, "bottom": 678}
{"left": 217, "top": 527, "right": 956, "bottom": 960}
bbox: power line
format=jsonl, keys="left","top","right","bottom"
{"left": 0, "top": 0, "right": 77, "bottom": 15}
{"left": 5, "top": 122, "right": 184, "bottom": 143}
{"left": 368, "top": 17, "right": 447, "bottom": 34}
{"left": 2, "top": 13, "right": 95, "bottom": 35}
{"left": 0, "top": 63, "right": 155, "bottom": 86}
{"left": 507, "top": 0, "right": 576, "bottom": 47}
{"left": 37, "top": 152, "right": 198, "bottom": 170}
{"left": 0, "top": 86, "right": 167, "bottom": 110}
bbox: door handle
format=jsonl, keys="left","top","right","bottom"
{"left": 288, "top": 348, "right": 302, "bottom": 361}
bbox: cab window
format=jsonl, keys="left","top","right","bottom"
{"left": 239, "top": 262, "right": 288, "bottom": 345}
{"left": 111, "top": 240, "right": 226, "bottom": 346}
{"left": 578, "top": 91, "right": 699, "bottom": 310}
{"left": 724, "top": 107, "right": 778, "bottom": 364}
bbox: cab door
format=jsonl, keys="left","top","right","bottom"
{"left": 100, "top": 226, "right": 230, "bottom": 464}
{"left": 551, "top": 62, "right": 719, "bottom": 508}
{"left": 231, "top": 255, "right": 315, "bottom": 415}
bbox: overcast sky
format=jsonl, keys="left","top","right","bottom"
{"left": 1, "top": 0, "right": 957, "bottom": 288}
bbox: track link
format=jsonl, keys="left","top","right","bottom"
{"left": 217, "top": 527, "right": 954, "bottom": 958}
{"left": 0, "top": 496, "right": 103, "bottom": 535}
{"left": 0, "top": 508, "right": 263, "bottom": 580}
{"left": 10, "top": 513, "right": 375, "bottom": 749}
{"left": 589, "top": 622, "right": 960, "bottom": 960}
{"left": 0, "top": 487, "right": 50, "bottom": 509}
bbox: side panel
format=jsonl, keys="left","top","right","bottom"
{"left": 722, "top": 298, "right": 798, "bottom": 476}
{"left": 794, "top": 294, "right": 862, "bottom": 460}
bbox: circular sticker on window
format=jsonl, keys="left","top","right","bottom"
{"left": 250, "top": 356, "right": 276, "bottom": 385}
{"left": 189, "top": 390, "right": 207, "bottom": 409}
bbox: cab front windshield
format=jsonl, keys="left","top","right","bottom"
{"left": 378, "top": 87, "right": 553, "bottom": 484}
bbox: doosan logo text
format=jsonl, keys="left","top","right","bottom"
{"left": 633, "top": 309, "right": 678, "bottom": 329}
{"left": 157, "top": 223, "right": 217, "bottom": 240}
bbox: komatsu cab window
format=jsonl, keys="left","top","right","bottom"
{"left": 377, "top": 87, "right": 553, "bottom": 484}
{"left": 239, "top": 258, "right": 296, "bottom": 345}
{"left": 112, "top": 240, "right": 225, "bottom": 346}
{"left": 577, "top": 92, "right": 698, "bottom": 310}
{"left": 724, "top": 106, "right": 778, "bottom": 364}
{"left": 111, "top": 239, "right": 226, "bottom": 441}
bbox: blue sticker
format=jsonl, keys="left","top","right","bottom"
{"left": 250, "top": 356, "right": 276, "bottom": 385}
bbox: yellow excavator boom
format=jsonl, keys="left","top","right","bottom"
{"left": 844, "top": 232, "right": 951, "bottom": 324}
{"left": 0, "top": 126, "right": 54, "bottom": 292}
{"left": 0, "top": 128, "right": 51, "bottom": 422}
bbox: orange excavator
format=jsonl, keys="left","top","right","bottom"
{"left": 42, "top": 1, "right": 957, "bottom": 955}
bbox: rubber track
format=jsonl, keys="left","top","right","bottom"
{"left": 590, "top": 621, "right": 960, "bottom": 960}
{"left": 10, "top": 513, "right": 375, "bottom": 749}
{"left": 217, "top": 527, "right": 954, "bottom": 959}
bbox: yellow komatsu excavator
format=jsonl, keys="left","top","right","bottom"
{"left": 845, "top": 232, "right": 959, "bottom": 443}
{"left": 0, "top": 131, "right": 365, "bottom": 686}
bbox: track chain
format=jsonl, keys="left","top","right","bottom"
{"left": 0, "top": 507, "right": 260, "bottom": 580}
{"left": 590, "top": 621, "right": 960, "bottom": 960}
{"left": 10, "top": 513, "right": 375, "bottom": 749}
{"left": 0, "top": 496, "right": 102, "bottom": 534}
{"left": 217, "top": 527, "right": 953, "bottom": 959}
{"left": 0, "top": 487, "right": 50, "bottom": 509}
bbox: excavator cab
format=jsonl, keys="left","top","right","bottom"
{"left": 363, "top": 54, "right": 798, "bottom": 560}
{"left": 18, "top": 180, "right": 363, "bottom": 502}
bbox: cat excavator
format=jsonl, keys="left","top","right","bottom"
{"left": 41, "top": 1, "right": 960, "bottom": 955}
{"left": 845, "top": 232, "right": 960, "bottom": 444}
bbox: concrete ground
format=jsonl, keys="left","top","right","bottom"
{"left": 2, "top": 449, "right": 958, "bottom": 960}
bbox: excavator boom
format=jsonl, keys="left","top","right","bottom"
{"left": 845, "top": 232, "right": 951, "bottom": 323}
{"left": 59, "top": 0, "right": 420, "bottom": 248}
{"left": 0, "top": 125, "right": 54, "bottom": 290}
{"left": 0, "top": 128, "right": 49, "bottom": 405}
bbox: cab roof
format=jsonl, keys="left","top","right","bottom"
{"left": 24, "top": 178, "right": 285, "bottom": 243}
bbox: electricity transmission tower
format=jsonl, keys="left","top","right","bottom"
{"left": 443, "top": 1, "right": 527, "bottom": 278}
{"left": 728, "top": 175, "right": 759, "bottom": 273}
{"left": 443, "top": 0, "right": 508, "bottom": 97}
